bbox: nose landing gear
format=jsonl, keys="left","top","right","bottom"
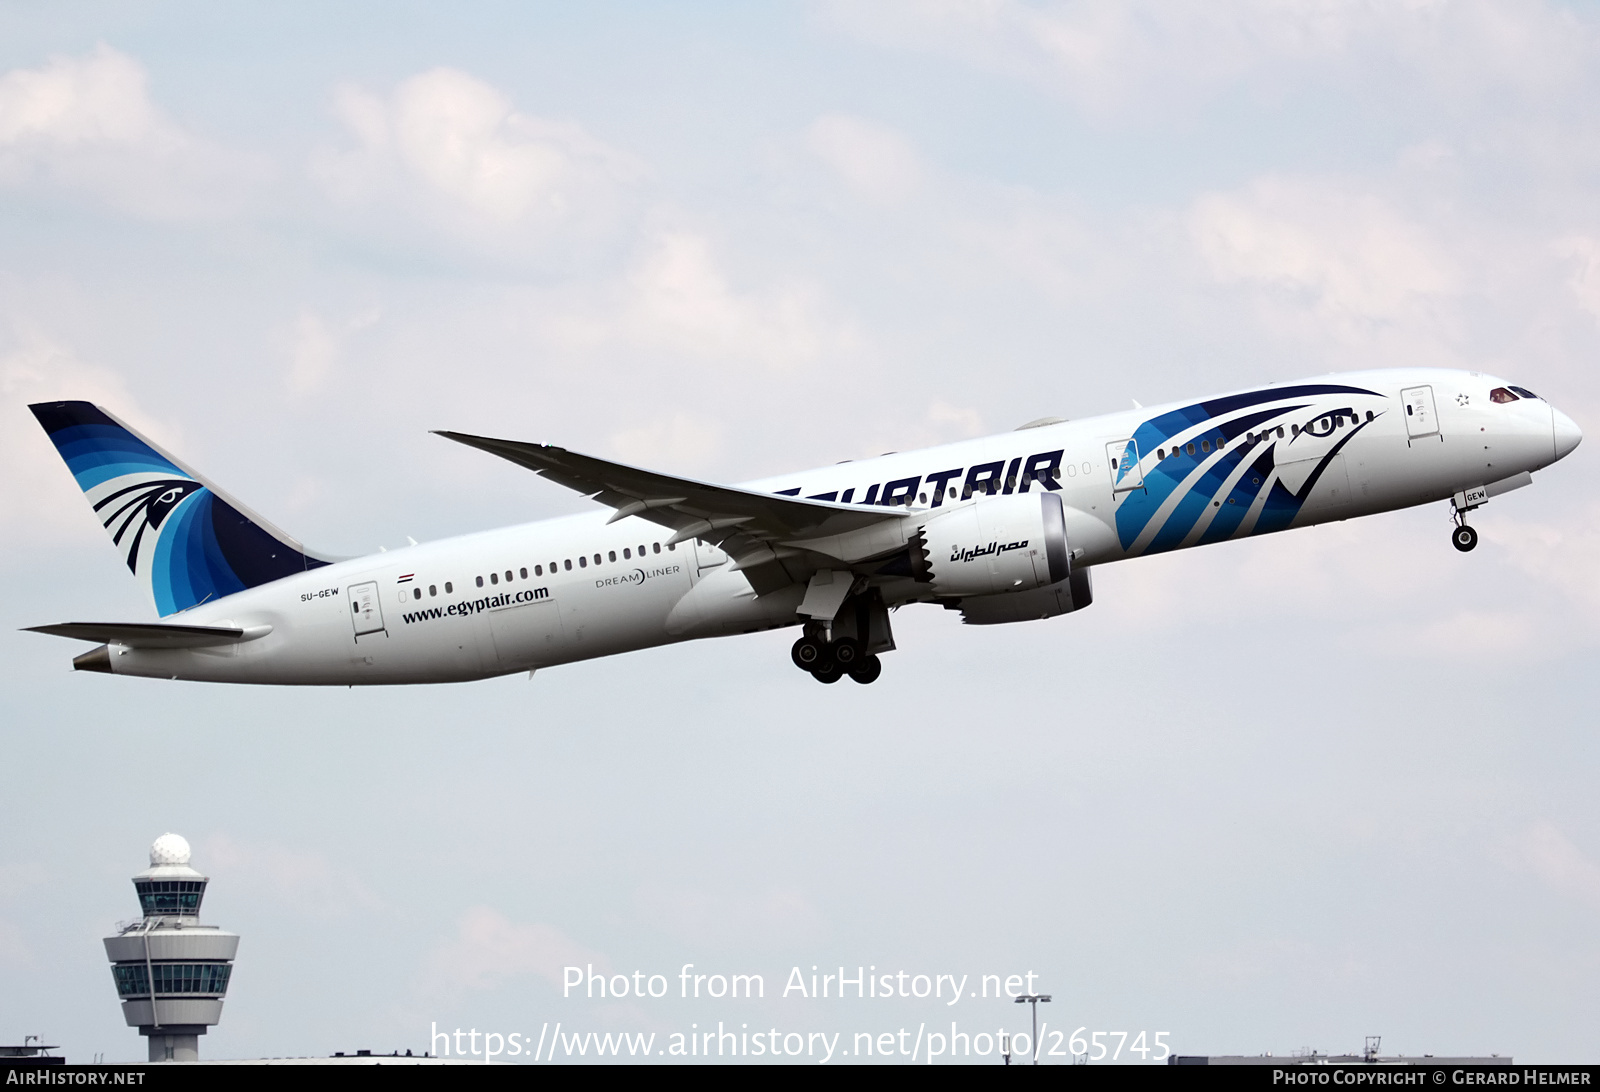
{"left": 1450, "top": 487, "right": 1486, "bottom": 553}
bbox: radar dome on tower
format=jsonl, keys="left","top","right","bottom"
{"left": 149, "top": 834, "right": 191, "bottom": 867}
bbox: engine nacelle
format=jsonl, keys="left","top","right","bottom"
{"left": 958, "top": 567, "right": 1093, "bottom": 625}
{"left": 911, "top": 492, "right": 1070, "bottom": 597}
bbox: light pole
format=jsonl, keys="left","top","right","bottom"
{"left": 1014, "top": 994, "right": 1051, "bottom": 1064}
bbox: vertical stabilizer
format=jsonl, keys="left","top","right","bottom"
{"left": 30, "top": 401, "right": 332, "bottom": 616}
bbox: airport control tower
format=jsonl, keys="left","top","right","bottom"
{"left": 103, "top": 834, "right": 238, "bottom": 1062}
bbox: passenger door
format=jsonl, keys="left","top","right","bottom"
{"left": 1106, "top": 439, "right": 1144, "bottom": 494}
{"left": 347, "top": 581, "right": 385, "bottom": 639}
{"left": 1401, "top": 386, "right": 1439, "bottom": 441}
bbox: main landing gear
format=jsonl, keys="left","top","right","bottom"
{"left": 792, "top": 635, "right": 882, "bottom": 685}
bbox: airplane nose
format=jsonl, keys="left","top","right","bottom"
{"left": 1553, "top": 406, "right": 1583, "bottom": 461}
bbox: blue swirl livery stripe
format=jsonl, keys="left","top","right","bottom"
{"left": 1114, "top": 384, "right": 1381, "bottom": 553}
{"left": 30, "top": 400, "right": 329, "bottom": 617}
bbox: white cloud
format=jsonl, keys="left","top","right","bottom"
{"left": 805, "top": 114, "right": 924, "bottom": 204}
{"left": 314, "top": 68, "right": 641, "bottom": 250}
{"left": 1189, "top": 177, "right": 1456, "bottom": 330}
{"left": 622, "top": 231, "right": 843, "bottom": 370}
{"left": 632, "top": 884, "right": 825, "bottom": 947}
{"left": 201, "top": 834, "right": 385, "bottom": 920}
{"left": 609, "top": 413, "right": 721, "bottom": 473}
{"left": 1506, "top": 821, "right": 1600, "bottom": 912}
{"left": 821, "top": 0, "right": 1594, "bottom": 117}
{"left": 283, "top": 304, "right": 380, "bottom": 396}
{"left": 0, "top": 328, "right": 173, "bottom": 547}
{"left": 1555, "top": 236, "right": 1600, "bottom": 325}
{"left": 0, "top": 45, "right": 264, "bottom": 218}
{"left": 0, "top": 918, "right": 29, "bottom": 967}
{"left": 1483, "top": 504, "right": 1600, "bottom": 615}
{"left": 420, "top": 906, "right": 602, "bottom": 995}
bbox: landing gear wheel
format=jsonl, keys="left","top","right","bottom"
{"left": 1452, "top": 524, "right": 1478, "bottom": 553}
{"left": 791, "top": 637, "right": 827, "bottom": 671}
{"left": 848, "top": 655, "right": 882, "bottom": 685}
{"left": 812, "top": 662, "right": 843, "bottom": 684}
{"left": 829, "top": 637, "right": 864, "bottom": 668}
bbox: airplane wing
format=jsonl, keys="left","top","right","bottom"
{"left": 25, "top": 622, "right": 268, "bottom": 648}
{"left": 433, "top": 431, "right": 909, "bottom": 586}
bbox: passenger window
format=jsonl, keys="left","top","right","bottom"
{"left": 1490, "top": 387, "right": 1518, "bottom": 403}
{"left": 609, "top": 550, "right": 616, "bottom": 562}
{"left": 413, "top": 588, "right": 421, "bottom": 600}
{"left": 653, "top": 543, "right": 661, "bottom": 554}
{"left": 1186, "top": 443, "right": 1195, "bottom": 456}
{"left": 475, "top": 576, "right": 484, "bottom": 588}
{"left": 535, "top": 565, "right": 542, "bottom": 576}
{"left": 594, "top": 553, "right": 602, "bottom": 565}
{"left": 623, "top": 548, "right": 631, "bottom": 559}
{"left": 1292, "top": 424, "right": 1300, "bottom": 435}
{"left": 445, "top": 582, "right": 452, "bottom": 593}
{"left": 564, "top": 559, "right": 572, "bottom": 571}
{"left": 428, "top": 585, "right": 436, "bottom": 596}
{"left": 918, "top": 493, "right": 927, "bottom": 504}
{"left": 490, "top": 572, "right": 499, "bottom": 585}
{"left": 579, "top": 556, "right": 587, "bottom": 568}
{"left": 1158, "top": 448, "right": 1165, "bottom": 459}
{"left": 1276, "top": 427, "right": 1285, "bottom": 438}
{"left": 1366, "top": 411, "right": 1374, "bottom": 421}
{"left": 948, "top": 488, "right": 957, "bottom": 499}
{"left": 504, "top": 571, "right": 511, "bottom": 582}
{"left": 668, "top": 542, "right": 675, "bottom": 551}
{"left": 1200, "top": 440, "right": 1211, "bottom": 453}
{"left": 519, "top": 567, "right": 527, "bottom": 579}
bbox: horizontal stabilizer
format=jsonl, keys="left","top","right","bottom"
{"left": 25, "top": 622, "right": 270, "bottom": 648}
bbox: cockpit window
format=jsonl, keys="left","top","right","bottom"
{"left": 1509, "top": 386, "right": 1540, "bottom": 400}
{"left": 1489, "top": 387, "right": 1519, "bottom": 403}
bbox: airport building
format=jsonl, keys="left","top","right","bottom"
{"left": 103, "top": 834, "right": 238, "bottom": 1063}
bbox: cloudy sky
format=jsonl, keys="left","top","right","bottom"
{"left": 2, "top": 0, "right": 1599, "bottom": 1065}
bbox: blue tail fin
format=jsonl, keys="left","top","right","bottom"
{"left": 30, "top": 401, "right": 333, "bottom": 616}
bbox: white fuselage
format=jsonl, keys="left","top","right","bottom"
{"left": 96, "top": 368, "right": 1578, "bottom": 684}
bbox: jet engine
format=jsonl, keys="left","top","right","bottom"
{"left": 911, "top": 492, "right": 1071, "bottom": 597}
{"left": 957, "top": 567, "right": 1093, "bottom": 625}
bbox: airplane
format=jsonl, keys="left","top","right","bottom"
{"left": 24, "top": 367, "right": 1582, "bottom": 687}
